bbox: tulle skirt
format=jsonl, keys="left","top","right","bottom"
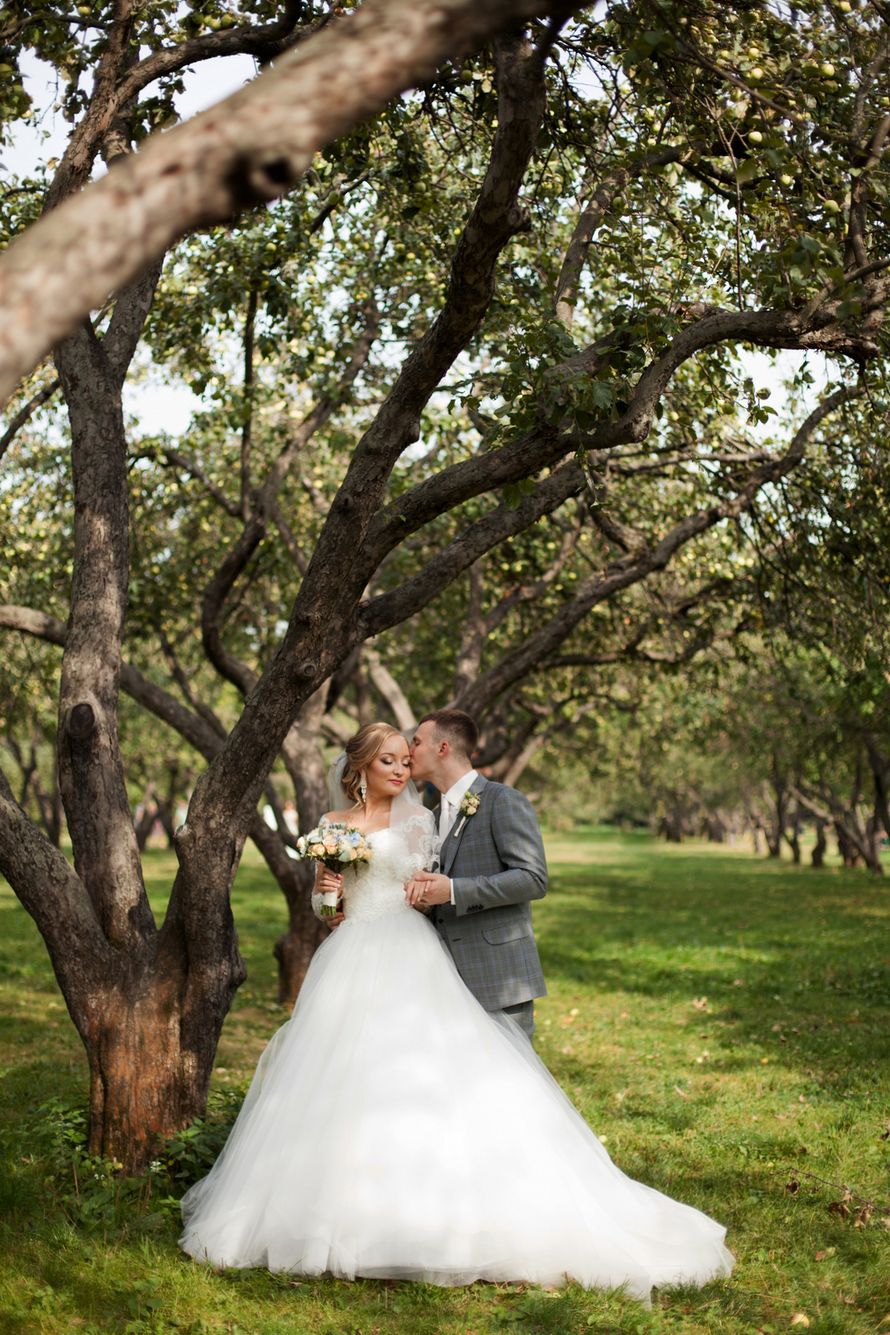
{"left": 180, "top": 908, "right": 733, "bottom": 1298}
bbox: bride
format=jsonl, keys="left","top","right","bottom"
{"left": 180, "top": 722, "right": 733, "bottom": 1299}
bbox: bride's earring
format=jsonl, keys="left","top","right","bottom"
{"left": 359, "top": 774, "right": 367, "bottom": 805}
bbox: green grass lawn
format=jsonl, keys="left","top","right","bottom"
{"left": 1, "top": 829, "right": 888, "bottom": 1335}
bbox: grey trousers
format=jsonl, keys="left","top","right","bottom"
{"left": 498, "top": 999, "right": 535, "bottom": 1040}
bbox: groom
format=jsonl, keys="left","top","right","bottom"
{"left": 406, "top": 709, "right": 547, "bottom": 1039}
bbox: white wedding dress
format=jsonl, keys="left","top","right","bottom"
{"left": 180, "top": 817, "right": 733, "bottom": 1299}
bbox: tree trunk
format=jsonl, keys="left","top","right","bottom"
{"left": 748, "top": 817, "right": 765, "bottom": 855}
{"left": 660, "top": 804, "right": 684, "bottom": 842}
{"left": 785, "top": 801, "right": 802, "bottom": 865}
{"left": 274, "top": 888, "right": 328, "bottom": 1010}
{"left": 865, "top": 735, "right": 890, "bottom": 839}
{"left": 864, "top": 808, "right": 884, "bottom": 876}
{"left": 835, "top": 822, "right": 859, "bottom": 868}
{"left": 704, "top": 813, "right": 726, "bottom": 843}
{"left": 811, "top": 816, "right": 827, "bottom": 868}
{"left": 766, "top": 759, "right": 787, "bottom": 858}
{"left": 134, "top": 785, "right": 158, "bottom": 851}
{"left": 85, "top": 955, "right": 235, "bottom": 1169}
{"left": 272, "top": 689, "right": 331, "bottom": 1005}
{"left": 37, "top": 773, "right": 64, "bottom": 848}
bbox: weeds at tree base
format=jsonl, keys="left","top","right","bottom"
{"left": 9, "top": 1089, "right": 245, "bottom": 1237}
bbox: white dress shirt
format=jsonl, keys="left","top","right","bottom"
{"left": 439, "top": 770, "right": 478, "bottom": 904}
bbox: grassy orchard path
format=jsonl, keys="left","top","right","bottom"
{"left": 0, "top": 829, "right": 888, "bottom": 1335}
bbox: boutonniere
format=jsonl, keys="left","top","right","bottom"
{"left": 452, "top": 790, "right": 481, "bottom": 838}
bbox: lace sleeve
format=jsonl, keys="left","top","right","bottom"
{"left": 392, "top": 806, "right": 438, "bottom": 875}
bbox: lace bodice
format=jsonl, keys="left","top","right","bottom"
{"left": 322, "top": 814, "right": 437, "bottom": 924}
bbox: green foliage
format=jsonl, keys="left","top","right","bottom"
{"left": 3, "top": 2, "right": 888, "bottom": 750}
{"left": 157, "top": 1090, "right": 246, "bottom": 1190}
{"left": 14, "top": 1089, "right": 245, "bottom": 1237}
{"left": 21, "top": 1096, "right": 160, "bottom": 1231}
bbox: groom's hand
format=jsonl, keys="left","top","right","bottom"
{"left": 406, "top": 872, "right": 451, "bottom": 908}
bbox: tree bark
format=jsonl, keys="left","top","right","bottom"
{"left": 835, "top": 822, "right": 859, "bottom": 868}
{"left": 766, "top": 759, "right": 786, "bottom": 859}
{"left": 785, "top": 800, "right": 802, "bottom": 865}
{"left": 134, "top": 785, "right": 158, "bottom": 852}
{"left": 83, "top": 944, "right": 239, "bottom": 1167}
{"left": 704, "top": 813, "right": 727, "bottom": 843}
{"left": 660, "top": 803, "right": 685, "bottom": 843}
{"left": 865, "top": 734, "right": 890, "bottom": 838}
{"left": 273, "top": 688, "right": 331, "bottom": 1006}
{"left": 793, "top": 780, "right": 883, "bottom": 876}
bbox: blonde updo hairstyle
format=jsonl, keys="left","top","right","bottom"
{"left": 340, "top": 722, "right": 405, "bottom": 806}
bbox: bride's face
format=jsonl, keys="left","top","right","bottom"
{"left": 366, "top": 738, "right": 412, "bottom": 801}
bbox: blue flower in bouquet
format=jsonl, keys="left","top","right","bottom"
{"left": 294, "top": 823, "right": 372, "bottom": 915}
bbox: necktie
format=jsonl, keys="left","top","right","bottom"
{"left": 439, "top": 797, "right": 454, "bottom": 840}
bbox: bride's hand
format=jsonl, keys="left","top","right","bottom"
{"left": 406, "top": 872, "right": 450, "bottom": 909}
{"left": 405, "top": 876, "right": 427, "bottom": 911}
{"left": 317, "top": 867, "right": 344, "bottom": 894}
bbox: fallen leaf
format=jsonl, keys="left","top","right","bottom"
{"left": 790, "top": 1316, "right": 810, "bottom": 1329}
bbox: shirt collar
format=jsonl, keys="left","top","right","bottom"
{"left": 443, "top": 770, "right": 478, "bottom": 809}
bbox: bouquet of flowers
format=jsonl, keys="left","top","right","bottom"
{"left": 295, "top": 823, "right": 372, "bottom": 916}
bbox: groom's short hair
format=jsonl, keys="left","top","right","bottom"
{"left": 419, "top": 709, "right": 478, "bottom": 760}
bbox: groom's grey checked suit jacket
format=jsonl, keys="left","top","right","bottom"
{"left": 430, "top": 775, "right": 548, "bottom": 1012}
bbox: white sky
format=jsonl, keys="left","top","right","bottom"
{"left": 4, "top": 49, "right": 256, "bottom": 436}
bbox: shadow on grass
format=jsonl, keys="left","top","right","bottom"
{"left": 539, "top": 830, "right": 890, "bottom": 1097}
